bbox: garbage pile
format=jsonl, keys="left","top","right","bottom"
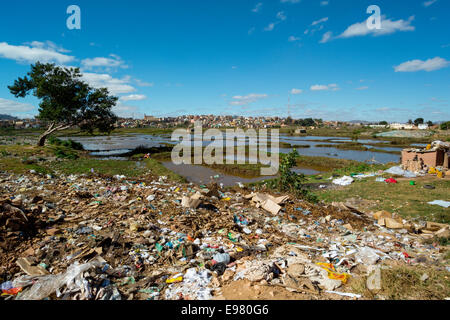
{"left": 401, "top": 140, "right": 450, "bottom": 177}
{"left": 0, "top": 170, "right": 448, "bottom": 300}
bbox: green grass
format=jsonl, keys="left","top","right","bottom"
{"left": 317, "top": 178, "right": 450, "bottom": 223}
{"left": 144, "top": 158, "right": 186, "bottom": 182}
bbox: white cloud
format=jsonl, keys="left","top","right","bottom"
{"left": 288, "top": 36, "right": 300, "bottom": 42}
{"left": 312, "top": 17, "right": 328, "bottom": 26}
{"left": 277, "top": 11, "right": 287, "bottom": 21}
{"left": 248, "top": 27, "right": 256, "bottom": 35}
{"left": 394, "top": 57, "right": 450, "bottom": 72}
{"left": 112, "top": 102, "right": 141, "bottom": 118}
{"left": 264, "top": 23, "right": 275, "bottom": 31}
{"left": 320, "top": 1, "right": 329, "bottom": 6}
{"left": 120, "top": 94, "right": 147, "bottom": 101}
{"left": 0, "top": 41, "right": 74, "bottom": 64}
{"left": 0, "top": 98, "right": 35, "bottom": 115}
{"left": 252, "top": 2, "right": 263, "bottom": 13}
{"left": 264, "top": 11, "right": 287, "bottom": 31}
{"left": 135, "top": 79, "right": 154, "bottom": 87}
{"left": 337, "top": 15, "right": 415, "bottom": 39}
{"left": 81, "top": 73, "right": 136, "bottom": 95}
{"left": 280, "top": 0, "right": 300, "bottom": 3}
{"left": 230, "top": 93, "right": 268, "bottom": 106}
{"left": 81, "top": 54, "right": 127, "bottom": 71}
{"left": 320, "top": 31, "right": 333, "bottom": 43}
{"left": 310, "top": 84, "right": 339, "bottom": 91}
{"left": 26, "top": 41, "right": 71, "bottom": 53}
{"left": 423, "top": 0, "right": 438, "bottom": 7}
{"left": 356, "top": 86, "right": 369, "bottom": 90}
{"left": 290, "top": 88, "right": 303, "bottom": 94}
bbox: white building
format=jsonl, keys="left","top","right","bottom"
{"left": 390, "top": 123, "right": 414, "bottom": 130}
{"left": 418, "top": 124, "right": 429, "bottom": 130}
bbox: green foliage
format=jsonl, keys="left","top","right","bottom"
{"left": 414, "top": 118, "right": 424, "bottom": 126}
{"left": 8, "top": 62, "right": 119, "bottom": 141}
{"left": 293, "top": 118, "right": 316, "bottom": 127}
{"left": 48, "top": 136, "right": 84, "bottom": 150}
{"left": 53, "top": 147, "right": 79, "bottom": 159}
{"left": 351, "top": 129, "right": 361, "bottom": 141}
{"left": 266, "top": 149, "right": 317, "bottom": 202}
{"left": 440, "top": 121, "right": 450, "bottom": 130}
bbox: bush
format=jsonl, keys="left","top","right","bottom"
{"left": 440, "top": 121, "right": 450, "bottom": 130}
{"left": 266, "top": 149, "right": 317, "bottom": 202}
{"left": 48, "top": 136, "right": 84, "bottom": 150}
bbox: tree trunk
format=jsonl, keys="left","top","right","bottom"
{"left": 36, "top": 122, "right": 55, "bottom": 147}
{"left": 36, "top": 123, "right": 72, "bottom": 147}
{"left": 37, "top": 133, "right": 49, "bottom": 147}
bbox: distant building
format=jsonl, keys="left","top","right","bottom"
{"left": 418, "top": 124, "right": 429, "bottom": 130}
{"left": 390, "top": 123, "right": 414, "bottom": 130}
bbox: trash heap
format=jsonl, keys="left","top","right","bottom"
{"left": 401, "top": 140, "right": 450, "bottom": 177}
{"left": 0, "top": 170, "right": 448, "bottom": 300}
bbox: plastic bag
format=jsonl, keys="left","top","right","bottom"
{"left": 16, "top": 261, "right": 101, "bottom": 300}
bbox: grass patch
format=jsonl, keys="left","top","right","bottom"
{"left": 351, "top": 265, "right": 450, "bottom": 300}
{"left": 144, "top": 158, "right": 186, "bottom": 183}
{"left": 317, "top": 178, "right": 450, "bottom": 223}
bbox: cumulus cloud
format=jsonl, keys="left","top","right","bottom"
{"left": 81, "top": 54, "right": 127, "bottom": 71}
{"left": 310, "top": 84, "right": 339, "bottom": 91}
{"left": 81, "top": 73, "right": 136, "bottom": 95}
{"left": 0, "top": 98, "right": 35, "bottom": 115}
{"left": 394, "top": 57, "right": 450, "bottom": 72}
{"left": 0, "top": 41, "right": 74, "bottom": 64}
{"left": 230, "top": 93, "right": 268, "bottom": 106}
{"left": 320, "top": 31, "right": 333, "bottom": 43}
{"left": 290, "top": 88, "right": 303, "bottom": 94}
{"left": 112, "top": 102, "right": 141, "bottom": 118}
{"left": 338, "top": 15, "right": 415, "bottom": 39}
{"left": 320, "top": 1, "right": 329, "bottom": 6}
{"left": 120, "top": 94, "right": 147, "bottom": 101}
{"left": 288, "top": 36, "right": 300, "bottom": 42}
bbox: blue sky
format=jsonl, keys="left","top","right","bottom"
{"left": 0, "top": 0, "right": 449, "bottom": 122}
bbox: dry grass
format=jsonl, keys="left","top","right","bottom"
{"left": 350, "top": 265, "right": 450, "bottom": 300}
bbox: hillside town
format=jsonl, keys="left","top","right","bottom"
{"left": 0, "top": 114, "right": 445, "bottom": 131}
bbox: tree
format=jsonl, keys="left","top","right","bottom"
{"left": 8, "top": 62, "right": 118, "bottom": 146}
{"left": 440, "top": 121, "right": 450, "bottom": 130}
{"left": 379, "top": 121, "right": 388, "bottom": 126}
{"left": 407, "top": 119, "right": 413, "bottom": 125}
{"left": 426, "top": 120, "right": 433, "bottom": 127}
{"left": 414, "top": 118, "right": 424, "bottom": 126}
